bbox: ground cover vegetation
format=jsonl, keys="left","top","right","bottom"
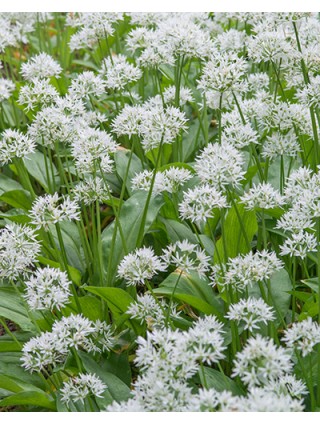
{"left": 0, "top": 11, "right": 320, "bottom": 412}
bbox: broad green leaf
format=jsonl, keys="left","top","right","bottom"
{"left": 79, "top": 352, "right": 131, "bottom": 407}
{"left": 155, "top": 271, "right": 224, "bottom": 319}
{"left": 0, "top": 208, "right": 30, "bottom": 224}
{"left": 0, "top": 287, "right": 36, "bottom": 332}
{"left": 161, "top": 218, "right": 197, "bottom": 244}
{"left": 62, "top": 295, "right": 103, "bottom": 322}
{"left": 249, "top": 268, "right": 292, "bottom": 324}
{"left": 0, "top": 391, "right": 55, "bottom": 410}
{"left": 101, "top": 192, "right": 164, "bottom": 285}
{"left": 24, "top": 151, "right": 60, "bottom": 192}
{"left": 101, "top": 352, "right": 132, "bottom": 388}
{"left": 214, "top": 202, "right": 258, "bottom": 263}
{"left": 114, "top": 150, "right": 143, "bottom": 195}
{"left": 85, "top": 287, "right": 143, "bottom": 334}
{"left": 198, "top": 367, "right": 244, "bottom": 396}
{"left": 0, "top": 189, "right": 32, "bottom": 210}
{"left": 0, "top": 174, "right": 24, "bottom": 195}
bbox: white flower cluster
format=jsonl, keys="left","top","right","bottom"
{"left": 162, "top": 240, "right": 211, "bottom": 278}
{"left": 118, "top": 247, "right": 166, "bottom": 286}
{"left": 241, "top": 182, "right": 284, "bottom": 210}
{"left": 21, "top": 314, "right": 115, "bottom": 372}
{"left": 24, "top": 267, "right": 72, "bottom": 311}
{"left": 73, "top": 176, "right": 111, "bottom": 205}
{"left": 127, "top": 294, "right": 180, "bottom": 329}
{"left": 112, "top": 101, "right": 187, "bottom": 152}
{"left": 282, "top": 317, "right": 320, "bottom": 357}
{"left": 61, "top": 373, "right": 106, "bottom": 406}
{"left": 0, "top": 224, "right": 40, "bottom": 280}
{"left": 20, "top": 52, "right": 62, "bottom": 81}
{"left": 232, "top": 335, "right": 293, "bottom": 387}
{"left": 108, "top": 318, "right": 225, "bottom": 412}
{"left": 131, "top": 167, "right": 192, "bottom": 195}
{"left": 179, "top": 184, "right": 228, "bottom": 223}
{"left": 0, "top": 129, "right": 35, "bottom": 165}
{"left": 30, "top": 193, "right": 81, "bottom": 230}
{"left": 212, "top": 250, "right": 283, "bottom": 292}
{"left": 226, "top": 297, "right": 275, "bottom": 331}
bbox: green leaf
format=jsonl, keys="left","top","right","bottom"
{"left": 0, "top": 287, "right": 36, "bottom": 332}
{"left": 62, "top": 295, "right": 103, "bottom": 322}
{"left": 114, "top": 150, "right": 143, "bottom": 195}
{"left": 0, "top": 174, "right": 24, "bottom": 195}
{"left": 0, "top": 190, "right": 32, "bottom": 210}
{"left": 24, "top": 151, "right": 60, "bottom": 192}
{"left": 0, "top": 391, "right": 55, "bottom": 410}
{"left": 198, "top": 367, "right": 244, "bottom": 396}
{"left": 101, "top": 192, "right": 164, "bottom": 284}
{"left": 161, "top": 218, "right": 197, "bottom": 244}
{"left": 249, "top": 269, "right": 292, "bottom": 324}
{"left": 154, "top": 271, "right": 224, "bottom": 319}
{"left": 79, "top": 352, "right": 131, "bottom": 407}
{"left": 101, "top": 352, "right": 132, "bottom": 388}
{"left": 0, "top": 208, "right": 30, "bottom": 224}
{"left": 214, "top": 202, "right": 258, "bottom": 262}
{"left": 84, "top": 287, "right": 142, "bottom": 333}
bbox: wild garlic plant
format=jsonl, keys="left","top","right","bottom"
{"left": 0, "top": 11, "right": 320, "bottom": 412}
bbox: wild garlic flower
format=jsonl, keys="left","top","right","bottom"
{"left": 232, "top": 335, "right": 293, "bottom": 387}
{"left": 0, "top": 128, "right": 35, "bottom": 165}
{"left": 135, "top": 328, "right": 199, "bottom": 380}
{"left": 68, "top": 13, "right": 122, "bottom": 51}
{"left": 0, "top": 224, "right": 40, "bottom": 280}
{"left": 21, "top": 332, "right": 65, "bottom": 372}
{"left": 118, "top": 247, "right": 167, "bottom": 286}
{"left": 197, "top": 53, "right": 248, "bottom": 94}
{"left": 18, "top": 78, "right": 59, "bottom": 111}
{"left": 247, "top": 72, "right": 270, "bottom": 93}
{"left": 30, "top": 193, "right": 81, "bottom": 230}
{"left": 139, "top": 105, "right": 187, "bottom": 152}
{"left": 0, "top": 77, "right": 15, "bottom": 101}
{"left": 27, "top": 106, "right": 74, "bottom": 146}
{"left": 194, "top": 142, "right": 245, "bottom": 190}
{"left": 279, "top": 230, "right": 317, "bottom": 258}
{"left": 20, "top": 52, "right": 62, "bottom": 81}
{"left": 226, "top": 297, "right": 275, "bottom": 331}
{"left": 61, "top": 373, "right": 106, "bottom": 406}
{"left": 161, "top": 240, "right": 210, "bottom": 278}
{"left": 241, "top": 182, "right": 284, "bottom": 210}
{"left": 190, "top": 386, "right": 304, "bottom": 412}
{"left": 163, "top": 85, "right": 194, "bottom": 106}
{"left": 262, "top": 131, "right": 300, "bottom": 160}
{"left": 282, "top": 317, "right": 320, "bottom": 357}
{"left": 239, "top": 387, "right": 304, "bottom": 412}
{"left": 265, "top": 375, "right": 308, "bottom": 399}
{"left": 132, "top": 167, "right": 192, "bottom": 195}
{"left": 222, "top": 122, "right": 259, "bottom": 149}
{"left": 69, "top": 71, "right": 106, "bottom": 99}
{"left": 24, "top": 267, "right": 72, "bottom": 311}
{"left": 73, "top": 176, "right": 111, "bottom": 205}
{"left": 22, "top": 314, "right": 115, "bottom": 372}
{"left": 186, "top": 316, "right": 226, "bottom": 365}
{"left": 246, "top": 30, "right": 294, "bottom": 63}
{"left": 295, "top": 75, "right": 320, "bottom": 108}
{"left": 127, "top": 294, "right": 180, "bottom": 329}
{"left": 276, "top": 210, "right": 315, "bottom": 233}
{"left": 212, "top": 250, "right": 283, "bottom": 292}
{"left": 99, "top": 55, "right": 142, "bottom": 90}
{"left": 71, "top": 127, "right": 118, "bottom": 174}
{"left": 111, "top": 104, "right": 144, "bottom": 139}
{"left": 179, "top": 184, "right": 228, "bottom": 223}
